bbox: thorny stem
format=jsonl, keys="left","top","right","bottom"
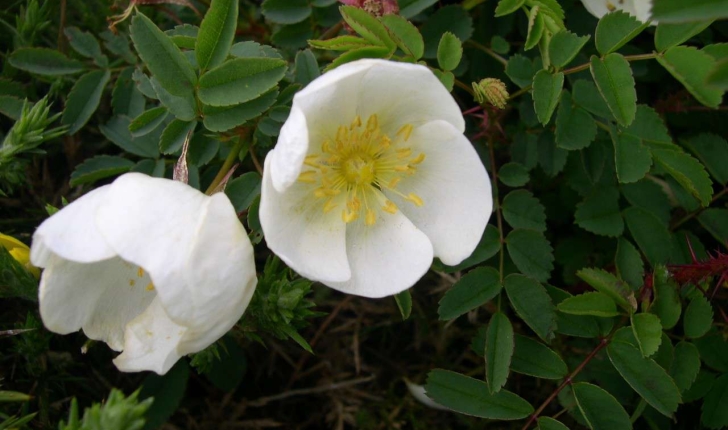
{"left": 205, "top": 132, "right": 248, "bottom": 194}
{"left": 670, "top": 187, "right": 728, "bottom": 231}
{"left": 466, "top": 40, "right": 508, "bottom": 67}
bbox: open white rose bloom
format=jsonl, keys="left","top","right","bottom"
{"left": 260, "top": 59, "right": 492, "bottom": 298}
{"left": 30, "top": 173, "right": 257, "bottom": 374}
{"left": 580, "top": 0, "right": 653, "bottom": 23}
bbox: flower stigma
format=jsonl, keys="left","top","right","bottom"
{"left": 297, "top": 114, "right": 426, "bottom": 226}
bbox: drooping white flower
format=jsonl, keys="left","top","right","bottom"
{"left": 260, "top": 59, "right": 492, "bottom": 298}
{"left": 30, "top": 173, "right": 257, "bottom": 374}
{"left": 580, "top": 0, "right": 653, "bottom": 23}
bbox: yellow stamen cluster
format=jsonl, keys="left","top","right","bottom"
{"left": 297, "top": 114, "right": 426, "bottom": 226}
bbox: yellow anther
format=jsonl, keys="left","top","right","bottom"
{"left": 322, "top": 140, "right": 331, "bottom": 152}
{"left": 323, "top": 199, "right": 338, "bottom": 213}
{"left": 377, "top": 135, "right": 392, "bottom": 150}
{"left": 298, "top": 170, "right": 317, "bottom": 183}
{"left": 314, "top": 188, "right": 340, "bottom": 198}
{"left": 407, "top": 193, "right": 424, "bottom": 207}
{"left": 396, "top": 148, "right": 412, "bottom": 159}
{"left": 397, "top": 124, "right": 414, "bottom": 141}
{"left": 365, "top": 209, "right": 377, "bottom": 226}
{"left": 137, "top": 267, "right": 144, "bottom": 278}
{"left": 304, "top": 155, "right": 320, "bottom": 167}
{"left": 394, "top": 165, "right": 411, "bottom": 172}
{"left": 337, "top": 125, "right": 348, "bottom": 142}
{"left": 129, "top": 280, "right": 136, "bottom": 286}
{"left": 606, "top": 1, "right": 616, "bottom": 11}
{"left": 366, "top": 114, "right": 378, "bottom": 132}
{"left": 146, "top": 282, "right": 155, "bottom": 291}
{"left": 388, "top": 177, "right": 401, "bottom": 189}
{"left": 347, "top": 197, "right": 361, "bottom": 211}
{"left": 410, "top": 153, "right": 426, "bottom": 165}
{"left": 351, "top": 115, "right": 362, "bottom": 130}
{"left": 383, "top": 200, "right": 398, "bottom": 214}
{"left": 342, "top": 210, "right": 359, "bottom": 223}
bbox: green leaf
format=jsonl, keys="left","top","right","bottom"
{"left": 707, "top": 58, "right": 728, "bottom": 90}
{"left": 424, "top": 369, "right": 533, "bottom": 419}
{"left": 506, "top": 54, "right": 539, "bottom": 88}
{"left": 0, "top": 95, "right": 24, "bottom": 120}
{"left": 548, "top": 286, "right": 602, "bottom": 338}
{"left": 656, "top": 46, "right": 724, "bottom": 108}
{"left": 129, "top": 106, "right": 168, "bottom": 137}
{"left": 159, "top": 119, "right": 196, "bottom": 154}
{"left": 557, "top": 292, "right": 620, "bottom": 317}
{"left": 294, "top": 49, "right": 320, "bottom": 86}
{"left": 198, "top": 58, "right": 287, "bottom": 107}
{"left": 572, "top": 382, "right": 632, "bottom": 430}
{"left": 631, "top": 313, "right": 663, "bottom": 357}
{"left": 682, "top": 133, "right": 728, "bottom": 185}
{"left": 166, "top": 24, "right": 198, "bottom": 49}
{"left": 62, "top": 69, "right": 110, "bottom": 135}
{"left": 698, "top": 208, "right": 728, "bottom": 245}
{"left": 655, "top": 20, "right": 714, "bottom": 52}
{"left": 537, "top": 417, "right": 569, "bottom": 430}
{"left": 130, "top": 12, "right": 196, "bottom": 97}
{"left": 327, "top": 46, "right": 393, "bottom": 71}
{"left": 394, "top": 290, "right": 412, "bottom": 320}
{"left": 577, "top": 267, "right": 636, "bottom": 312}
{"left": 225, "top": 172, "right": 262, "bottom": 212}
{"left": 112, "top": 67, "right": 146, "bottom": 118}
{"left": 501, "top": 190, "right": 546, "bottom": 232}
{"left": 8, "top": 48, "right": 84, "bottom": 76}
{"left": 702, "top": 373, "right": 728, "bottom": 429}
{"left": 64, "top": 27, "right": 106, "bottom": 66}
{"left": 615, "top": 238, "right": 643, "bottom": 289}
{"left": 574, "top": 187, "right": 624, "bottom": 237}
{"left": 230, "top": 41, "right": 283, "bottom": 59}
{"left": 495, "top": 0, "right": 525, "bottom": 16}
{"left": 532, "top": 70, "right": 564, "bottom": 125}
{"left": 511, "top": 335, "right": 567, "bottom": 379}
{"left": 150, "top": 77, "right": 196, "bottom": 121}
{"left": 590, "top": 54, "right": 637, "bottom": 127}
{"left": 433, "top": 69, "right": 454, "bottom": 92}
{"left": 433, "top": 224, "right": 500, "bottom": 273}
{"left": 506, "top": 229, "right": 554, "bottom": 282}
{"left": 399, "top": 0, "right": 438, "bottom": 18}
{"left": 420, "top": 5, "right": 473, "bottom": 58}
{"left": 379, "top": 14, "right": 424, "bottom": 59}
{"left": 485, "top": 312, "right": 514, "bottom": 394}
{"left": 339, "top": 5, "right": 395, "bottom": 51}
{"left": 100, "top": 116, "right": 161, "bottom": 158}
{"left": 437, "top": 32, "right": 462, "bottom": 72}
{"left": 262, "top": 0, "right": 311, "bottom": 24}
{"left": 70, "top": 155, "right": 134, "bottom": 187}
{"left": 204, "top": 337, "right": 247, "bottom": 392}
{"left": 202, "top": 90, "right": 278, "bottom": 132}
{"left": 621, "top": 179, "right": 671, "bottom": 224}
{"left": 499, "top": 162, "right": 530, "bottom": 187}
{"left": 607, "top": 340, "right": 682, "bottom": 417}
{"left": 595, "top": 11, "right": 648, "bottom": 55}
{"left": 670, "top": 341, "right": 701, "bottom": 393}
{"left": 139, "top": 360, "right": 189, "bottom": 430}
{"left": 438, "top": 267, "right": 501, "bottom": 320}
{"left": 0, "top": 246, "right": 38, "bottom": 301}
{"left": 683, "top": 294, "right": 713, "bottom": 339}
{"left": 504, "top": 274, "right": 557, "bottom": 343}
{"left": 651, "top": 267, "right": 682, "bottom": 330}
{"left": 684, "top": 370, "right": 717, "bottom": 402}
{"left": 549, "top": 30, "right": 590, "bottom": 69}
{"left": 613, "top": 132, "right": 652, "bottom": 183}
{"left": 525, "top": 7, "right": 545, "bottom": 51}
{"left": 309, "top": 35, "right": 372, "bottom": 51}
{"left": 651, "top": 148, "right": 713, "bottom": 206}
{"left": 572, "top": 79, "right": 613, "bottom": 120}
{"left": 651, "top": 0, "right": 728, "bottom": 23}
{"left": 555, "top": 91, "right": 597, "bottom": 150}
{"left": 623, "top": 207, "right": 673, "bottom": 266}
{"left": 133, "top": 69, "right": 158, "bottom": 99}
{"left": 196, "top": 0, "right": 238, "bottom": 71}
{"left": 272, "top": 21, "right": 314, "bottom": 50}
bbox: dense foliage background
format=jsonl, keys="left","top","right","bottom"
{"left": 1, "top": 0, "right": 728, "bottom": 428}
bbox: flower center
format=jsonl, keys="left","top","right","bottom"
{"left": 297, "top": 114, "right": 425, "bottom": 226}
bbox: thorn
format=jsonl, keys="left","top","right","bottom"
{"left": 685, "top": 233, "right": 698, "bottom": 263}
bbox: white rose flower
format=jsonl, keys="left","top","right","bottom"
{"left": 580, "top": 0, "right": 653, "bottom": 23}
{"left": 30, "top": 173, "right": 257, "bottom": 374}
{"left": 260, "top": 59, "right": 492, "bottom": 298}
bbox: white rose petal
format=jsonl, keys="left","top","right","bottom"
{"left": 260, "top": 59, "right": 493, "bottom": 298}
{"left": 31, "top": 172, "right": 257, "bottom": 375}
{"left": 580, "top": 0, "right": 654, "bottom": 24}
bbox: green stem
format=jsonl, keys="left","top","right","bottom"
{"left": 486, "top": 136, "right": 505, "bottom": 285}
{"left": 205, "top": 133, "right": 247, "bottom": 194}
{"left": 670, "top": 187, "right": 728, "bottom": 231}
{"left": 465, "top": 40, "right": 508, "bottom": 67}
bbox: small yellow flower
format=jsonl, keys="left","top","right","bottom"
{"left": 1, "top": 233, "right": 40, "bottom": 278}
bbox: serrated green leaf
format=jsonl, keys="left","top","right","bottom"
{"left": 504, "top": 274, "right": 557, "bottom": 343}
{"left": 139, "top": 360, "right": 189, "bottom": 430}
{"left": 506, "top": 229, "right": 554, "bottom": 282}
{"left": 202, "top": 90, "right": 278, "bottom": 132}
{"left": 707, "top": 58, "right": 728, "bottom": 90}
{"left": 150, "top": 77, "right": 196, "bottom": 121}
{"left": 595, "top": 11, "right": 648, "bottom": 55}
{"left": 655, "top": 20, "right": 714, "bottom": 52}
{"left": 64, "top": 27, "right": 106, "bottom": 66}
{"left": 100, "top": 116, "right": 160, "bottom": 158}
{"left": 196, "top": 0, "right": 238, "bottom": 71}
{"left": 129, "top": 106, "right": 168, "bottom": 137}
{"left": 9, "top": 48, "right": 84, "bottom": 76}
{"left": 327, "top": 45, "right": 393, "bottom": 70}
{"left": 624, "top": 207, "right": 672, "bottom": 265}
{"left": 499, "top": 162, "right": 530, "bottom": 187}
{"left": 682, "top": 133, "right": 728, "bottom": 185}
{"left": 537, "top": 417, "right": 569, "bottom": 430}
{"left": 70, "top": 155, "right": 134, "bottom": 186}
{"left": 424, "top": 369, "right": 533, "bottom": 419}
{"left": 575, "top": 187, "right": 624, "bottom": 237}
{"left": 651, "top": 267, "right": 682, "bottom": 330}
{"left": 0, "top": 78, "right": 25, "bottom": 98}
{"left": 421, "top": 5, "right": 473, "bottom": 58}
{"left": 112, "top": 67, "right": 145, "bottom": 117}
{"left": 701, "top": 373, "right": 728, "bottom": 429}
{"left": 684, "top": 295, "right": 713, "bottom": 339}
{"left": 272, "top": 20, "right": 314, "bottom": 50}
{"left": 495, "top": 0, "right": 525, "bottom": 16}
{"left": 615, "top": 238, "right": 644, "bottom": 289}
{"left": 511, "top": 335, "right": 567, "bottom": 379}
{"left": 532, "top": 70, "right": 564, "bottom": 125}
{"left": 501, "top": 189, "right": 546, "bottom": 232}
{"left": 394, "top": 290, "right": 412, "bottom": 320}
{"left": 339, "top": 5, "right": 395, "bottom": 51}
{"left": 590, "top": 53, "right": 637, "bottom": 127}
{"left": 657, "top": 46, "right": 724, "bottom": 108}
{"left": 670, "top": 341, "right": 701, "bottom": 393}
{"left": 61, "top": 69, "right": 110, "bottom": 135}
{"left": 684, "top": 370, "right": 716, "bottom": 402}
{"left": 572, "top": 382, "right": 632, "bottom": 430}
{"left": 379, "top": 14, "right": 424, "bottom": 60}
{"left": 433, "top": 224, "right": 500, "bottom": 273}
{"left": 697, "top": 208, "right": 728, "bottom": 246}
{"left": 129, "top": 12, "right": 196, "bottom": 97}
{"left": 577, "top": 267, "right": 636, "bottom": 311}
{"left": 548, "top": 286, "right": 602, "bottom": 338}
{"left": 525, "top": 6, "right": 545, "bottom": 51}
{"left": 555, "top": 91, "right": 597, "bottom": 150}
{"left": 607, "top": 340, "right": 682, "bottom": 417}
{"left": 621, "top": 180, "right": 671, "bottom": 224}
{"left": 631, "top": 313, "right": 663, "bottom": 357}
{"left": 506, "top": 54, "right": 539, "bottom": 88}
{"left": 159, "top": 119, "right": 196, "bottom": 154}
{"left": 166, "top": 24, "right": 198, "bottom": 49}
{"left": 622, "top": 105, "right": 673, "bottom": 149}
{"left": 309, "top": 35, "right": 372, "bottom": 51}
{"left": 549, "top": 30, "right": 590, "bottom": 69}
{"left": 0, "top": 95, "right": 24, "bottom": 120}
{"left": 437, "top": 32, "right": 462, "bottom": 72}
{"left": 262, "top": 0, "right": 311, "bottom": 24}
{"left": 572, "top": 79, "right": 613, "bottom": 120}
{"left": 224, "top": 172, "right": 262, "bottom": 212}
{"left": 399, "top": 0, "right": 438, "bottom": 18}
{"left": 230, "top": 41, "right": 283, "bottom": 59}
{"left": 294, "top": 49, "right": 320, "bottom": 86}
{"left": 198, "top": 58, "right": 286, "bottom": 107}
{"left": 133, "top": 69, "right": 158, "bottom": 99}
{"left": 651, "top": 0, "right": 728, "bottom": 23}
{"left": 558, "top": 292, "right": 620, "bottom": 317}
{"left": 438, "top": 267, "right": 501, "bottom": 320}
{"left": 485, "top": 312, "right": 514, "bottom": 394}
{"left": 652, "top": 148, "right": 713, "bottom": 206}
{"left": 613, "top": 131, "right": 651, "bottom": 183}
